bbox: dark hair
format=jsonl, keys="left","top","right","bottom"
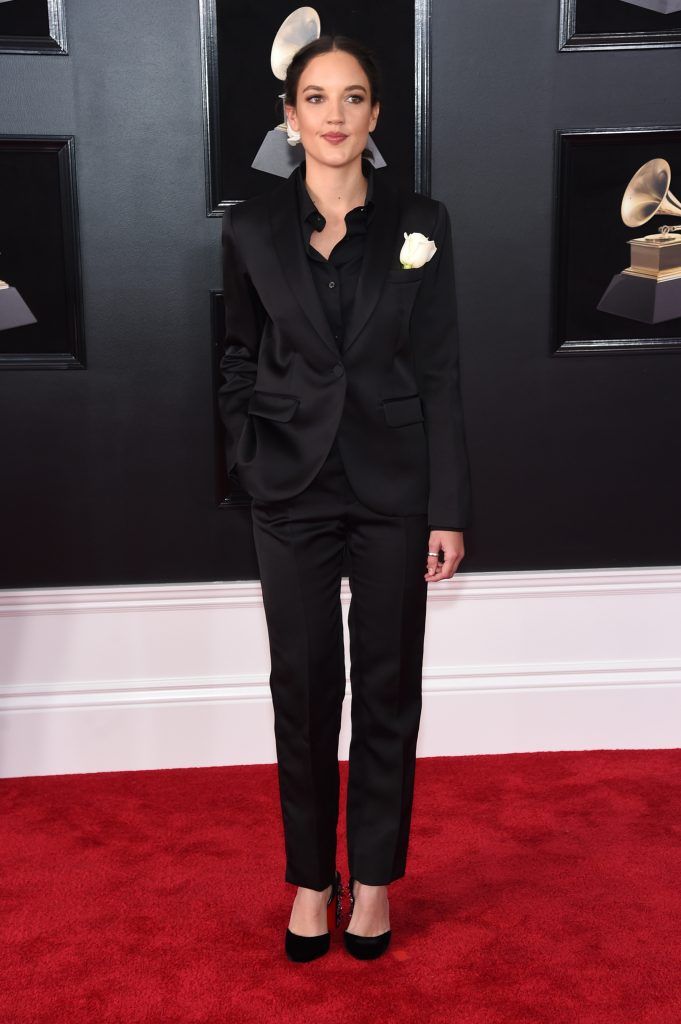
{"left": 283, "top": 34, "right": 382, "bottom": 110}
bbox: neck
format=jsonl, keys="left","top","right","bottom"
{"left": 302, "top": 153, "right": 367, "bottom": 222}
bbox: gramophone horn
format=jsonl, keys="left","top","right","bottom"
{"left": 621, "top": 157, "right": 681, "bottom": 228}
{"left": 271, "top": 6, "right": 321, "bottom": 81}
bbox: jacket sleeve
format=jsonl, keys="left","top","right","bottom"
{"left": 410, "top": 200, "right": 472, "bottom": 529}
{"left": 217, "top": 205, "right": 265, "bottom": 476}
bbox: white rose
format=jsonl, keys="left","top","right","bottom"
{"left": 399, "top": 231, "right": 437, "bottom": 269}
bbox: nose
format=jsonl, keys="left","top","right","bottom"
{"left": 326, "top": 98, "right": 345, "bottom": 125}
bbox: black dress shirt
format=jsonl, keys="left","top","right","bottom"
{"left": 295, "top": 156, "right": 374, "bottom": 349}
{"left": 295, "top": 158, "right": 463, "bottom": 534}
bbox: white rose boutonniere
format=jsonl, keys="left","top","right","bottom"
{"left": 399, "top": 231, "right": 437, "bottom": 269}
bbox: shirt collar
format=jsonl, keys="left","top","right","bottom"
{"left": 295, "top": 156, "right": 375, "bottom": 230}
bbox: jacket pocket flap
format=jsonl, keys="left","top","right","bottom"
{"left": 381, "top": 394, "right": 424, "bottom": 427}
{"left": 386, "top": 268, "right": 425, "bottom": 283}
{"left": 248, "top": 390, "right": 300, "bottom": 422}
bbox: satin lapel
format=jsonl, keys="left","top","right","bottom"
{"left": 342, "top": 170, "right": 401, "bottom": 355}
{"left": 268, "top": 172, "right": 339, "bottom": 357}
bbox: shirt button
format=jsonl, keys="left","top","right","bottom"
{"left": 332, "top": 364, "right": 344, "bottom": 377}
{"left": 328, "top": 280, "right": 336, "bottom": 288}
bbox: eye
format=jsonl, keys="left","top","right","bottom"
{"left": 304, "top": 93, "right": 365, "bottom": 103}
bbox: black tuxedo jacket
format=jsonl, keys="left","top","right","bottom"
{"left": 218, "top": 164, "right": 472, "bottom": 528}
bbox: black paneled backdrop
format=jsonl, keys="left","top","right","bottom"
{"left": 0, "top": 0, "right": 680, "bottom": 587}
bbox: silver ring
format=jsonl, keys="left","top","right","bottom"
{"left": 427, "top": 551, "right": 439, "bottom": 557}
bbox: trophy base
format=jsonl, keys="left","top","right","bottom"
{"left": 620, "top": 0, "right": 681, "bottom": 11}
{"left": 597, "top": 271, "right": 681, "bottom": 324}
{"left": 0, "top": 286, "right": 37, "bottom": 331}
{"left": 251, "top": 130, "right": 387, "bottom": 178}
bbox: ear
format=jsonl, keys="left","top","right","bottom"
{"left": 285, "top": 103, "right": 298, "bottom": 130}
{"left": 369, "top": 101, "right": 380, "bottom": 132}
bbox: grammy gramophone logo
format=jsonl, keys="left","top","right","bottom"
{"left": 597, "top": 158, "right": 681, "bottom": 325}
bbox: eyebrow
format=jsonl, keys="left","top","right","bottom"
{"left": 301, "top": 84, "right": 368, "bottom": 93}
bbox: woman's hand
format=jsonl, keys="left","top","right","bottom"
{"left": 424, "top": 530, "right": 464, "bottom": 581}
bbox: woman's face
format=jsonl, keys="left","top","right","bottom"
{"left": 285, "top": 50, "right": 380, "bottom": 169}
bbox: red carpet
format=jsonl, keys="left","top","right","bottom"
{"left": 2, "top": 749, "right": 681, "bottom": 1024}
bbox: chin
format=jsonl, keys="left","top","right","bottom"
{"left": 311, "top": 141, "right": 367, "bottom": 164}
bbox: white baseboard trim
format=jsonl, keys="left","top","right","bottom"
{"left": 1, "top": 566, "right": 680, "bottom": 778}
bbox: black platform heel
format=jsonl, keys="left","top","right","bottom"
{"left": 285, "top": 868, "right": 343, "bottom": 962}
{"left": 343, "top": 875, "right": 392, "bottom": 960}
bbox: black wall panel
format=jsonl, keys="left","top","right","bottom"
{"left": 0, "top": 0, "right": 679, "bottom": 587}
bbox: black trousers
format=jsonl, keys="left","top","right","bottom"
{"left": 250, "top": 434, "right": 429, "bottom": 891}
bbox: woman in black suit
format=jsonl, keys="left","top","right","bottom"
{"left": 218, "top": 34, "right": 472, "bottom": 963}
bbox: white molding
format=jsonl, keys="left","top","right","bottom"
{"left": 3, "top": 658, "right": 681, "bottom": 713}
{"left": 1, "top": 566, "right": 680, "bottom": 777}
{"left": 2, "top": 565, "right": 681, "bottom": 615}
{"left": 0, "top": 581, "right": 268, "bottom": 614}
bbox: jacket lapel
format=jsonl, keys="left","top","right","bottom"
{"left": 342, "top": 169, "right": 401, "bottom": 355}
{"left": 268, "top": 164, "right": 402, "bottom": 358}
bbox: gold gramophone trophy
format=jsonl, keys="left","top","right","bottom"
{"left": 597, "top": 158, "right": 681, "bottom": 324}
